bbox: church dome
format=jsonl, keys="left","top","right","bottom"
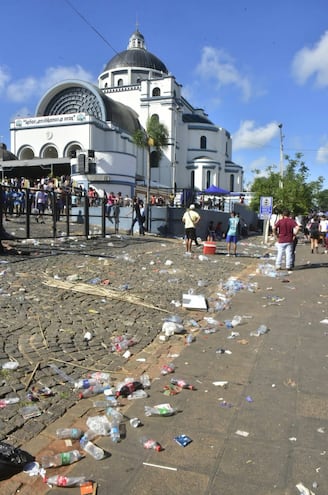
{"left": 104, "top": 29, "right": 168, "bottom": 74}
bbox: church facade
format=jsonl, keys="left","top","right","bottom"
{"left": 8, "top": 29, "right": 243, "bottom": 197}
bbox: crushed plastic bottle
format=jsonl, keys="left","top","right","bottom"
{"left": 86, "top": 415, "right": 111, "bottom": 436}
{"left": 170, "top": 378, "right": 195, "bottom": 390}
{"left": 140, "top": 436, "right": 162, "bottom": 452}
{"left": 88, "top": 372, "right": 110, "bottom": 383}
{"left": 139, "top": 373, "right": 151, "bottom": 389}
{"left": 45, "top": 475, "right": 88, "bottom": 487}
{"left": 0, "top": 397, "right": 20, "bottom": 408}
{"left": 127, "top": 389, "right": 148, "bottom": 400}
{"left": 160, "top": 363, "right": 175, "bottom": 375}
{"left": 231, "top": 315, "right": 242, "bottom": 327}
{"left": 250, "top": 324, "right": 269, "bottom": 337}
{"left": 115, "top": 381, "right": 144, "bottom": 398}
{"left": 185, "top": 334, "right": 195, "bottom": 345}
{"left": 144, "top": 403, "right": 177, "bottom": 417}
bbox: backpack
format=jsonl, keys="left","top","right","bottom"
{"left": 310, "top": 222, "right": 319, "bottom": 234}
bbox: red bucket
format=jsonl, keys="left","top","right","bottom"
{"left": 203, "top": 242, "right": 216, "bottom": 255}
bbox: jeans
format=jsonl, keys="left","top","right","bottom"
{"left": 275, "top": 242, "right": 293, "bottom": 269}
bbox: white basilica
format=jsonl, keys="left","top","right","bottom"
{"left": 7, "top": 29, "right": 243, "bottom": 197}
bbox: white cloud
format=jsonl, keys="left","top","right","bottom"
{"left": 292, "top": 31, "right": 328, "bottom": 87}
{"left": 232, "top": 120, "right": 279, "bottom": 151}
{"left": 0, "top": 66, "right": 10, "bottom": 94}
{"left": 195, "top": 46, "right": 252, "bottom": 102}
{"left": 5, "top": 65, "right": 94, "bottom": 103}
{"left": 317, "top": 139, "right": 328, "bottom": 163}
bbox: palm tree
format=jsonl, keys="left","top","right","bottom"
{"left": 133, "top": 115, "right": 169, "bottom": 207}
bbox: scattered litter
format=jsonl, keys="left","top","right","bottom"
{"left": 2, "top": 361, "right": 19, "bottom": 370}
{"left": 182, "top": 293, "right": 207, "bottom": 310}
{"left": 174, "top": 435, "right": 192, "bottom": 447}
{"left": 19, "top": 405, "right": 42, "bottom": 419}
{"left": 289, "top": 437, "right": 297, "bottom": 442}
{"left": 144, "top": 403, "right": 178, "bottom": 417}
{"left": 317, "top": 427, "right": 325, "bottom": 434}
{"left": 143, "top": 462, "right": 177, "bottom": 471}
{"left": 296, "top": 482, "right": 316, "bottom": 495}
{"left": 250, "top": 324, "right": 269, "bottom": 337}
{"left": 320, "top": 319, "right": 328, "bottom": 324}
{"left": 161, "top": 363, "right": 175, "bottom": 375}
{"left": 219, "top": 400, "right": 233, "bottom": 408}
{"left": 235, "top": 430, "right": 249, "bottom": 437}
{"left": 246, "top": 396, "right": 253, "bottom": 402}
{"left": 212, "top": 381, "right": 228, "bottom": 388}
{"left": 227, "top": 331, "right": 240, "bottom": 339}
{"left": 237, "top": 339, "right": 249, "bottom": 345}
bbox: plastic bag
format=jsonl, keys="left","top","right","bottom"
{"left": 0, "top": 441, "right": 35, "bottom": 481}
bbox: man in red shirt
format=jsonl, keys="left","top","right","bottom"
{"left": 272, "top": 209, "right": 299, "bottom": 271}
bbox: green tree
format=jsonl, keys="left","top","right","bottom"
{"left": 250, "top": 153, "right": 324, "bottom": 215}
{"left": 317, "top": 189, "right": 328, "bottom": 211}
{"left": 133, "top": 115, "right": 169, "bottom": 206}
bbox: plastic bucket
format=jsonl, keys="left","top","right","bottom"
{"left": 203, "top": 242, "right": 216, "bottom": 255}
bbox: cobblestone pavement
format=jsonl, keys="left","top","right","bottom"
{"left": 0, "top": 233, "right": 266, "bottom": 447}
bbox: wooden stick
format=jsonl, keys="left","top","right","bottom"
{"left": 24, "top": 361, "right": 40, "bottom": 390}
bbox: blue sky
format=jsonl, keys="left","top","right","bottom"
{"left": 0, "top": 0, "right": 327, "bottom": 189}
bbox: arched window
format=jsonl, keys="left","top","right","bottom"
{"left": 230, "top": 174, "right": 234, "bottom": 191}
{"left": 191, "top": 171, "right": 195, "bottom": 189}
{"left": 150, "top": 114, "right": 159, "bottom": 123}
{"left": 117, "top": 79, "right": 123, "bottom": 86}
{"left": 206, "top": 171, "right": 211, "bottom": 189}
{"left": 42, "top": 146, "right": 58, "bottom": 159}
{"left": 200, "top": 136, "right": 207, "bottom": 149}
{"left": 19, "top": 147, "right": 34, "bottom": 160}
{"left": 152, "top": 87, "right": 161, "bottom": 97}
{"left": 150, "top": 150, "right": 160, "bottom": 168}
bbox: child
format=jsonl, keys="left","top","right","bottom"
{"left": 207, "top": 220, "right": 215, "bottom": 241}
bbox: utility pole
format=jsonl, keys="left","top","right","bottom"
{"left": 278, "top": 123, "right": 284, "bottom": 189}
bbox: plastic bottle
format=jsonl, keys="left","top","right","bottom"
{"left": 170, "top": 378, "right": 195, "bottom": 390}
{"left": 41, "top": 450, "right": 83, "bottom": 468}
{"left": 185, "top": 334, "right": 194, "bottom": 345}
{"left": 78, "top": 385, "right": 109, "bottom": 399}
{"left": 56, "top": 428, "right": 83, "bottom": 440}
{"left": 45, "top": 475, "right": 88, "bottom": 487}
{"left": 86, "top": 415, "right": 111, "bottom": 436}
{"left": 231, "top": 315, "right": 242, "bottom": 327}
{"left": 80, "top": 429, "right": 98, "bottom": 443}
{"left": 89, "top": 372, "right": 110, "bottom": 383}
{"left": 80, "top": 438, "right": 105, "bottom": 460}
{"left": 139, "top": 373, "right": 151, "bottom": 389}
{"left": 74, "top": 379, "right": 98, "bottom": 389}
{"left": 250, "top": 324, "right": 268, "bottom": 337}
{"left": 144, "top": 404, "right": 177, "bottom": 417}
{"left": 115, "top": 381, "right": 144, "bottom": 398}
{"left": 160, "top": 363, "right": 175, "bottom": 375}
{"left": 127, "top": 389, "right": 148, "bottom": 400}
{"left": 0, "top": 397, "right": 20, "bottom": 408}
{"left": 140, "top": 436, "right": 162, "bottom": 452}
{"left": 109, "top": 420, "right": 121, "bottom": 443}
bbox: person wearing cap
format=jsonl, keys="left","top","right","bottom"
{"left": 182, "top": 204, "right": 200, "bottom": 254}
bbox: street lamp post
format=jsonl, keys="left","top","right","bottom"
{"left": 278, "top": 123, "right": 284, "bottom": 188}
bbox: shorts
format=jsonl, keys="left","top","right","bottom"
{"left": 226, "top": 235, "right": 238, "bottom": 243}
{"left": 185, "top": 228, "right": 197, "bottom": 241}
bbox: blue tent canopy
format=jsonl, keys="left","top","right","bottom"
{"left": 203, "top": 184, "right": 230, "bottom": 195}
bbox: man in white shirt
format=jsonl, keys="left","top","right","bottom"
{"left": 182, "top": 204, "right": 200, "bottom": 254}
